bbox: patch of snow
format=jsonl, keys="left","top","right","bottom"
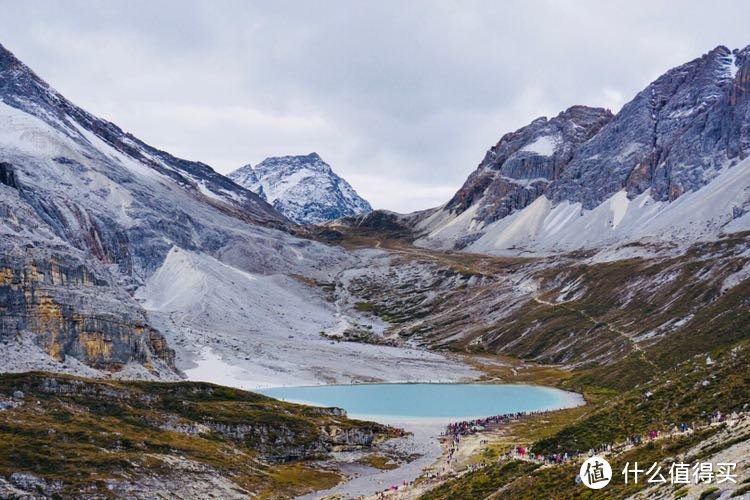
{"left": 500, "top": 175, "right": 552, "bottom": 187}
{"left": 673, "top": 314, "right": 694, "bottom": 328}
{"left": 195, "top": 180, "right": 224, "bottom": 202}
{"left": 726, "top": 52, "right": 739, "bottom": 79}
{"left": 722, "top": 261, "right": 750, "bottom": 293}
{"left": 610, "top": 190, "right": 629, "bottom": 228}
{"left": 520, "top": 135, "right": 559, "bottom": 156}
{"left": 261, "top": 168, "right": 313, "bottom": 203}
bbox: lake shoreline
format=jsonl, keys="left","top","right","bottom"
{"left": 255, "top": 382, "right": 585, "bottom": 499}
{"left": 258, "top": 383, "right": 585, "bottom": 421}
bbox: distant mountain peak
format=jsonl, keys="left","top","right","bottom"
{"left": 229, "top": 154, "right": 372, "bottom": 225}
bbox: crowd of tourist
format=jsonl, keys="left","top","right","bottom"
{"left": 444, "top": 410, "right": 545, "bottom": 438}
{"left": 373, "top": 409, "right": 744, "bottom": 498}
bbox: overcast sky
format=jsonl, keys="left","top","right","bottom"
{"left": 1, "top": 1, "right": 749, "bottom": 212}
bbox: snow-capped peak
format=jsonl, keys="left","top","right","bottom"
{"left": 229, "top": 153, "right": 372, "bottom": 225}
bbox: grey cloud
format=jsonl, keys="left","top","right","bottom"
{"left": 1, "top": 0, "right": 748, "bottom": 211}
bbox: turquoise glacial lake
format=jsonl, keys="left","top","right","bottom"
{"left": 258, "top": 383, "right": 584, "bottom": 421}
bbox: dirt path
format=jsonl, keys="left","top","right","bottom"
{"left": 532, "top": 296, "right": 657, "bottom": 369}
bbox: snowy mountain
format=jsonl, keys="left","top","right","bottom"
{"left": 415, "top": 44, "right": 750, "bottom": 255}
{"left": 229, "top": 153, "right": 372, "bottom": 225}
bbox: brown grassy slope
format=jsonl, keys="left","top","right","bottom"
{"left": 0, "top": 372, "right": 392, "bottom": 498}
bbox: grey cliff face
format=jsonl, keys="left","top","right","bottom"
{"left": 551, "top": 45, "right": 750, "bottom": 207}
{"left": 0, "top": 42, "right": 290, "bottom": 277}
{"left": 0, "top": 250, "right": 175, "bottom": 372}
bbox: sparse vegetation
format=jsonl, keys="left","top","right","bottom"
{"left": 420, "top": 461, "right": 540, "bottom": 500}
{"left": 0, "top": 372, "right": 393, "bottom": 498}
{"left": 356, "top": 454, "right": 399, "bottom": 470}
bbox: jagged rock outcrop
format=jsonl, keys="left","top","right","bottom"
{"left": 230, "top": 153, "right": 372, "bottom": 224}
{"left": 550, "top": 45, "right": 750, "bottom": 207}
{"left": 0, "top": 162, "right": 17, "bottom": 188}
{"left": 446, "top": 105, "right": 613, "bottom": 223}
{"left": 0, "top": 254, "right": 175, "bottom": 372}
{"left": 205, "top": 419, "right": 381, "bottom": 463}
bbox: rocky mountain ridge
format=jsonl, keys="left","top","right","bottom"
{"left": 445, "top": 105, "right": 614, "bottom": 224}
{"left": 416, "top": 44, "right": 750, "bottom": 254}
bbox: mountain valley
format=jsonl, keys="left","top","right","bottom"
{"left": 0, "top": 38, "right": 748, "bottom": 498}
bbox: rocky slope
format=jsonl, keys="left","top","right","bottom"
{"left": 0, "top": 37, "right": 748, "bottom": 499}
{"left": 324, "top": 226, "right": 749, "bottom": 389}
{"left": 0, "top": 372, "right": 393, "bottom": 498}
{"left": 416, "top": 45, "right": 750, "bottom": 254}
{"left": 229, "top": 153, "right": 372, "bottom": 225}
{"left": 444, "top": 105, "right": 613, "bottom": 228}
{"left": 419, "top": 339, "right": 750, "bottom": 499}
